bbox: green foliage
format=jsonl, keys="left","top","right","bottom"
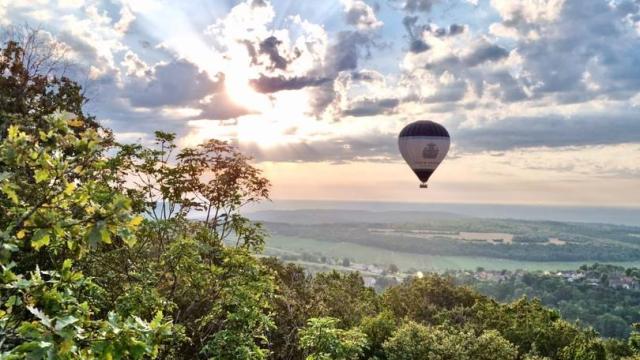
{"left": 262, "top": 258, "right": 314, "bottom": 360}
{"left": 298, "top": 317, "right": 367, "bottom": 360}
{"left": 0, "top": 113, "right": 173, "bottom": 356}
{"left": 630, "top": 323, "right": 640, "bottom": 352}
{"left": 461, "top": 268, "right": 640, "bottom": 338}
{"left": 0, "top": 38, "right": 96, "bottom": 130}
{"left": 383, "top": 275, "right": 480, "bottom": 324}
{"left": 558, "top": 331, "right": 607, "bottom": 360}
{"left": 359, "top": 311, "right": 397, "bottom": 360}
{"left": 309, "top": 271, "right": 379, "bottom": 327}
{"left": 383, "top": 322, "right": 517, "bottom": 360}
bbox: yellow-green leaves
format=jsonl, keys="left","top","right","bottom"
{"left": 7, "top": 125, "right": 20, "bottom": 140}
{"left": 64, "top": 182, "right": 76, "bottom": 195}
{"left": 1, "top": 183, "right": 19, "bottom": 204}
{"left": 34, "top": 169, "right": 49, "bottom": 183}
{"left": 31, "top": 229, "right": 51, "bottom": 250}
{"left": 67, "top": 118, "right": 84, "bottom": 128}
{"left": 129, "top": 215, "right": 144, "bottom": 228}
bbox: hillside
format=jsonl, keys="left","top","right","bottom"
{"left": 252, "top": 210, "right": 640, "bottom": 267}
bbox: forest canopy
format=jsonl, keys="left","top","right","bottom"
{"left": 1, "top": 30, "right": 640, "bottom": 360}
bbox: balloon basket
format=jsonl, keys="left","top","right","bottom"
{"left": 419, "top": 183, "right": 428, "bottom": 189}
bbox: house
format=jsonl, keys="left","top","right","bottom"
{"left": 362, "top": 276, "right": 377, "bottom": 288}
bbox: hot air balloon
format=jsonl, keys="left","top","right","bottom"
{"left": 398, "top": 120, "right": 450, "bottom": 188}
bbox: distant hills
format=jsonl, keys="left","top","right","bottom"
{"left": 247, "top": 209, "right": 466, "bottom": 224}
{"left": 244, "top": 200, "right": 640, "bottom": 226}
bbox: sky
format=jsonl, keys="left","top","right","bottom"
{"left": 3, "top": 0, "right": 640, "bottom": 206}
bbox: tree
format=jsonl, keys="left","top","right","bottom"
{"left": 262, "top": 258, "right": 314, "bottom": 360}
{"left": 83, "top": 131, "right": 275, "bottom": 358}
{"left": 359, "top": 311, "right": 398, "bottom": 360}
{"left": 298, "top": 317, "right": 367, "bottom": 360}
{"left": 558, "top": 331, "right": 607, "bottom": 360}
{"left": 387, "top": 264, "right": 399, "bottom": 274}
{"left": 0, "top": 26, "right": 99, "bottom": 135}
{"left": 630, "top": 323, "right": 640, "bottom": 353}
{"left": 310, "top": 271, "right": 379, "bottom": 328}
{"left": 0, "top": 113, "right": 173, "bottom": 358}
{"left": 383, "top": 322, "right": 517, "bottom": 360}
{"left": 382, "top": 275, "right": 480, "bottom": 324}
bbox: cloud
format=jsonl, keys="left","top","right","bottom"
{"left": 462, "top": 43, "right": 508, "bottom": 67}
{"left": 251, "top": 0, "right": 268, "bottom": 7}
{"left": 404, "top": 0, "right": 437, "bottom": 13}
{"left": 423, "top": 81, "right": 467, "bottom": 103}
{"left": 448, "top": 23, "right": 465, "bottom": 36}
{"left": 195, "top": 91, "right": 252, "bottom": 120}
{"left": 303, "top": 27, "right": 382, "bottom": 116}
{"left": 402, "top": 16, "right": 429, "bottom": 54}
{"left": 456, "top": 111, "right": 640, "bottom": 151}
{"left": 402, "top": 16, "right": 467, "bottom": 54}
{"left": 121, "top": 50, "right": 149, "bottom": 76}
{"left": 343, "top": 0, "right": 383, "bottom": 30}
{"left": 114, "top": 4, "right": 135, "bottom": 34}
{"left": 328, "top": 30, "right": 377, "bottom": 72}
{"left": 250, "top": 74, "right": 330, "bottom": 93}
{"left": 342, "top": 97, "right": 400, "bottom": 117}
{"left": 350, "top": 69, "right": 385, "bottom": 82}
{"left": 127, "top": 60, "right": 223, "bottom": 108}
{"left": 239, "top": 132, "right": 398, "bottom": 163}
{"left": 489, "top": 0, "right": 640, "bottom": 101}
{"left": 258, "top": 35, "right": 289, "bottom": 70}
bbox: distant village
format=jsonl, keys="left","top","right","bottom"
{"left": 458, "top": 268, "right": 640, "bottom": 290}
{"left": 278, "top": 252, "right": 640, "bottom": 291}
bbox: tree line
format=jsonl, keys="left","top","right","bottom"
{"left": 455, "top": 264, "right": 640, "bottom": 340}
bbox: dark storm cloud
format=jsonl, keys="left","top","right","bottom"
{"left": 259, "top": 36, "right": 288, "bottom": 70}
{"left": 456, "top": 112, "right": 640, "bottom": 151}
{"left": 342, "top": 97, "right": 400, "bottom": 117}
{"left": 127, "top": 60, "right": 223, "bottom": 108}
{"left": 250, "top": 74, "right": 330, "bottom": 93}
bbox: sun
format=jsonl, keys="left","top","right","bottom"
{"left": 235, "top": 89, "right": 313, "bottom": 148}
{"left": 221, "top": 45, "right": 271, "bottom": 113}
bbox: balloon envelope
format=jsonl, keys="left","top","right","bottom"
{"left": 398, "top": 120, "right": 450, "bottom": 185}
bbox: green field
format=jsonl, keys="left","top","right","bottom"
{"left": 265, "top": 235, "right": 640, "bottom": 272}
